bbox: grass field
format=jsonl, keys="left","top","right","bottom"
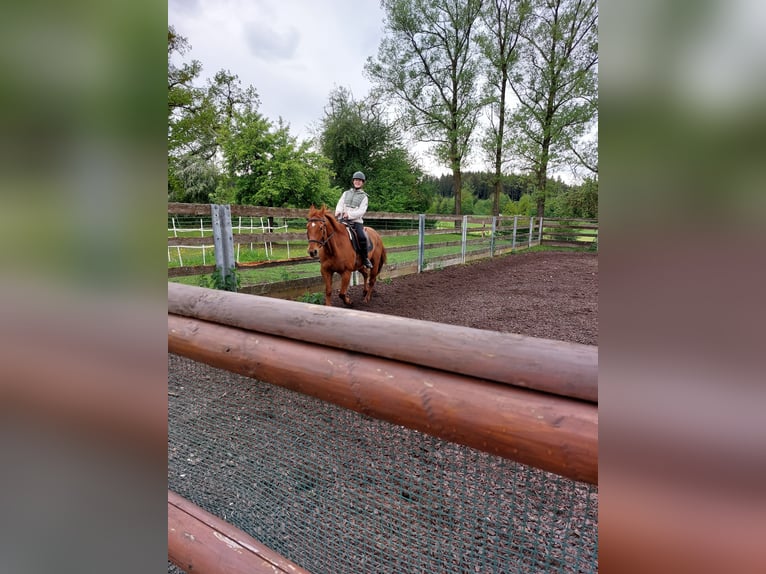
{"left": 168, "top": 216, "right": 594, "bottom": 288}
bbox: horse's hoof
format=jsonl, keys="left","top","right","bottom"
{"left": 340, "top": 294, "right": 352, "bottom": 306}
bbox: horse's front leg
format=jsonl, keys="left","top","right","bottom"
{"left": 360, "top": 268, "right": 370, "bottom": 301}
{"left": 338, "top": 271, "right": 352, "bottom": 306}
{"left": 322, "top": 269, "right": 334, "bottom": 306}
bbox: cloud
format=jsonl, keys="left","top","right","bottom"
{"left": 168, "top": 0, "right": 201, "bottom": 14}
{"left": 243, "top": 20, "right": 299, "bottom": 61}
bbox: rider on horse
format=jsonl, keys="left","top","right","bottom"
{"left": 335, "top": 171, "right": 373, "bottom": 269}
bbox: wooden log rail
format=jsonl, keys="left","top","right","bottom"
{"left": 168, "top": 283, "right": 597, "bottom": 403}
{"left": 168, "top": 490, "right": 309, "bottom": 574}
{"left": 168, "top": 284, "right": 598, "bottom": 484}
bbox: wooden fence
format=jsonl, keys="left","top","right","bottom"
{"left": 167, "top": 203, "right": 597, "bottom": 297}
{"left": 167, "top": 282, "right": 598, "bottom": 573}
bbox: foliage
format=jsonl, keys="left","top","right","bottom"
{"left": 507, "top": 0, "right": 598, "bottom": 216}
{"left": 170, "top": 7, "right": 599, "bottom": 216}
{"left": 427, "top": 196, "right": 455, "bottom": 215}
{"left": 368, "top": 148, "right": 433, "bottom": 213}
{"left": 366, "top": 0, "right": 486, "bottom": 216}
{"left": 298, "top": 292, "right": 325, "bottom": 305}
{"left": 168, "top": 26, "right": 214, "bottom": 201}
{"left": 169, "top": 26, "right": 335, "bottom": 209}
{"left": 317, "top": 87, "right": 431, "bottom": 212}
{"left": 460, "top": 184, "right": 477, "bottom": 215}
{"left": 501, "top": 193, "right": 536, "bottom": 216}
{"left": 220, "top": 111, "right": 336, "bottom": 208}
{"left": 199, "top": 267, "right": 240, "bottom": 292}
{"left": 545, "top": 176, "right": 598, "bottom": 218}
{"left": 476, "top": 0, "right": 530, "bottom": 215}
{"left": 168, "top": 27, "right": 202, "bottom": 120}
{"left": 169, "top": 154, "right": 220, "bottom": 203}
{"left": 317, "top": 86, "right": 394, "bottom": 188}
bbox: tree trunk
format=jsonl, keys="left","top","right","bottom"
{"left": 536, "top": 126, "right": 553, "bottom": 218}
{"left": 493, "top": 75, "right": 508, "bottom": 217}
{"left": 536, "top": 168, "right": 547, "bottom": 218}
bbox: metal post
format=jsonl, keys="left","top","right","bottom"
{"left": 211, "top": 204, "right": 235, "bottom": 290}
{"left": 461, "top": 215, "right": 468, "bottom": 263}
{"left": 418, "top": 214, "right": 425, "bottom": 273}
{"left": 491, "top": 216, "right": 497, "bottom": 257}
{"left": 512, "top": 216, "right": 518, "bottom": 249}
{"left": 528, "top": 217, "right": 534, "bottom": 248}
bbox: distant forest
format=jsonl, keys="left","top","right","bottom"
{"left": 425, "top": 171, "right": 574, "bottom": 201}
{"left": 417, "top": 170, "right": 596, "bottom": 219}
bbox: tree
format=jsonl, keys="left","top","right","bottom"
{"left": 366, "top": 0, "right": 485, "bottom": 218}
{"left": 220, "top": 111, "right": 335, "bottom": 208}
{"left": 508, "top": 0, "right": 598, "bottom": 217}
{"left": 168, "top": 27, "right": 265, "bottom": 203}
{"left": 317, "top": 86, "right": 428, "bottom": 212}
{"left": 567, "top": 120, "right": 598, "bottom": 177}
{"left": 169, "top": 155, "right": 220, "bottom": 204}
{"left": 369, "top": 147, "right": 432, "bottom": 212}
{"left": 168, "top": 26, "right": 214, "bottom": 200}
{"left": 317, "top": 87, "right": 392, "bottom": 188}
{"left": 168, "top": 26, "right": 202, "bottom": 120}
{"left": 477, "top": 0, "right": 529, "bottom": 215}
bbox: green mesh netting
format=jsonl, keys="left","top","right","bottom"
{"left": 168, "top": 354, "right": 598, "bottom": 573}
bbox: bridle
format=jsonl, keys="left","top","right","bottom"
{"left": 307, "top": 216, "right": 335, "bottom": 248}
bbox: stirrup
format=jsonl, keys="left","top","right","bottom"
{"left": 362, "top": 258, "right": 373, "bottom": 269}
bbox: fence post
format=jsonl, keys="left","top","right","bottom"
{"left": 528, "top": 217, "right": 534, "bottom": 248}
{"left": 211, "top": 204, "right": 235, "bottom": 290}
{"left": 512, "top": 215, "right": 518, "bottom": 249}
{"left": 461, "top": 215, "right": 468, "bottom": 263}
{"left": 491, "top": 216, "right": 497, "bottom": 257}
{"left": 418, "top": 214, "right": 425, "bottom": 273}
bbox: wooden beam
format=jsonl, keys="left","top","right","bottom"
{"left": 167, "top": 283, "right": 598, "bottom": 404}
{"left": 168, "top": 490, "right": 310, "bottom": 574}
{"left": 168, "top": 314, "right": 598, "bottom": 484}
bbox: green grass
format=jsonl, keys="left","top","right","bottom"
{"left": 168, "top": 220, "right": 594, "bottom": 288}
{"left": 298, "top": 292, "right": 324, "bottom": 305}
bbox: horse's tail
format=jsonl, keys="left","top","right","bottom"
{"left": 377, "top": 240, "right": 387, "bottom": 271}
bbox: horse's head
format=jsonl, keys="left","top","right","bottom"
{"left": 306, "top": 205, "right": 333, "bottom": 258}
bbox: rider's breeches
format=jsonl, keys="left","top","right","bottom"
{"left": 352, "top": 222, "right": 367, "bottom": 255}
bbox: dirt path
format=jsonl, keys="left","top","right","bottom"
{"left": 334, "top": 251, "right": 598, "bottom": 345}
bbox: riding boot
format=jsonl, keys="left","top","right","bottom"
{"left": 358, "top": 245, "right": 373, "bottom": 269}
{"left": 353, "top": 223, "right": 373, "bottom": 268}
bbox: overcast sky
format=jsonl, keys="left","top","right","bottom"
{"left": 169, "top": 0, "right": 386, "bottom": 142}
{"left": 167, "top": 0, "right": 591, "bottom": 181}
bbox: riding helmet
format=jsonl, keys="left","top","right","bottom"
{"left": 352, "top": 171, "right": 366, "bottom": 181}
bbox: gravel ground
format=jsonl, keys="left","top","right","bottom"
{"left": 169, "top": 250, "right": 598, "bottom": 574}
{"left": 331, "top": 250, "right": 598, "bottom": 345}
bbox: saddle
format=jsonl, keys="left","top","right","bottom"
{"left": 340, "top": 220, "right": 373, "bottom": 255}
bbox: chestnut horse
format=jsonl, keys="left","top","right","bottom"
{"left": 306, "top": 204, "right": 387, "bottom": 306}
